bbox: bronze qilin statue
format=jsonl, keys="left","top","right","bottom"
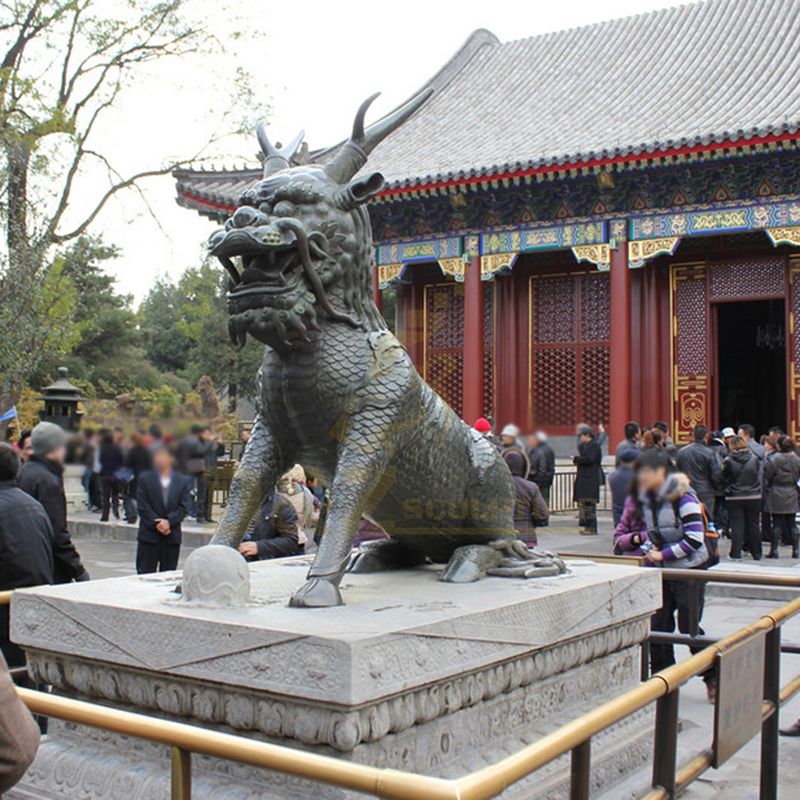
{"left": 207, "top": 91, "right": 564, "bottom": 607}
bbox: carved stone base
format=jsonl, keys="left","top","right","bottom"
{"left": 10, "top": 559, "right": 661, "bottom": 799}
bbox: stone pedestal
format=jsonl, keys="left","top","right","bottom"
{"left": 10, "top": 558, "right": 660, "bottom": 799}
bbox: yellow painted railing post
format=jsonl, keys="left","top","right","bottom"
{"left": 171, "top": 746, "right": 191, "bottom": 800}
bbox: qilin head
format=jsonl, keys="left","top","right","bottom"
{"left": 207, "top": 89, "right": 433, "bottom": 351}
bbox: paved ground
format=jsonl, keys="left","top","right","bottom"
{"left": 68, "top": 509, "right": 800, "bottom": 797}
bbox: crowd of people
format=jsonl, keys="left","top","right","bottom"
{"left": 608, "top": 418, "right": 800, "bottom": 722}
{"left": 473, "top": 413, "right": 800, "bottom": 724}
{"left": 610, "top": 421, "right": 800, "bottom": 561}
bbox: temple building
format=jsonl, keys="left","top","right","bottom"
{"left": 174, "top": 0, "right": 800, "bottom": 444}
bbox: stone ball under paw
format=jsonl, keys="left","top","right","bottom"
{"left": 181, "top": 545, "right": 251, "bottom": 607}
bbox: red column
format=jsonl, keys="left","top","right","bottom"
{"left": 609, "top": 239, "right": 632, "bottom": 443}
{"left": 463, "top": 254, "right": 485, "bottom": 424}
{"left": 372, "top": 265, "right": 383, "bottom": 314}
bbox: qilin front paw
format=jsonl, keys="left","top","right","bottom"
{"left": 288, "top": 576, "right": 344, "bottom": 608}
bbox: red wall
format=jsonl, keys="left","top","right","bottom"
{"left": 629, "top": 260, "right": 672, "bottom": 428}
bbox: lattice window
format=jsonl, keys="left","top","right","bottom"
{"left": 674, "top": 275, "right": 708, "bottom": 375}
{"left": 534, "top": 276, "right": 576, "bottom": 343}
{"left": 793, "top": 270, "right": 800, "bottom": 360}
{"left": 581, "top": 273, "right": 612, "bottom": 342}
{"left": 482, "top": 351, "right": 494, "bottom": 418}
{"left": 530, "top": 272, "right": 610, "bottom": 430}
{"left": 424, "top": 283, "right": 464, "bottom": 417}
{"left": 791, "top": 264, "right": 800, "bottom": 438}
{"left": 709, "top": 256, "right": 786, "bottom": 301}
{"left": 483, "top": 287, "right": 494, "bottom": 416}
{"left": 534, "top": 349, "right": 577, "bottom": 426}
{"left": 427, "top": 284, "right": 464, "bottom": 348}
{"left": 427, "top": 352, "right": 464, "bottom": 417}
{"left": 581, "top": 346, "right": 610, "bottom": 425}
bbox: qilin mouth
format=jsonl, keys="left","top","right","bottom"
{"left": 209, "top": 226, "right": 330, "bottom": 298}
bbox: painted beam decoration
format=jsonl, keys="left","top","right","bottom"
{"left": 375, "top": 235, "right": 463, "bottom": 287}
{"left": 375, "top": 199, "right": 800, "bottom": 283}
{"left": 766, "top": 226, "right": 800, "bottom": 248}
{"left": 479, "top": 220, "right": 607, "bottom": 278}
{"left": 628, "top": 198, "right": 800, "bottom": 266}
{"left": 628, "top": 237, "right": 681, "bottom": 269}
{"left": 630, "top": 198, "right": 800, "bottom": 239}
{"left": 572, "top": 243, "right": 611, "bottom": 271}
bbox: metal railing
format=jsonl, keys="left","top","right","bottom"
{"left": 548, "top": 466, "right": 610, "bottom": 513}
{"left": 4, "top": 570, "right": 800, "bottom": 800}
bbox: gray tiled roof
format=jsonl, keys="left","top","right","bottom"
{"left": 175, "top": 0, "right": 800, "bottom": 208}
{"left": 368, "top": 0, "right": 800, "bottom": 189}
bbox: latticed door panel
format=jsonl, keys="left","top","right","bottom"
{"left": 427, "top": 352, "right": 464, "bottom": 417}
{"left": 534, "top": 348, "right": 577, "bottom": 426}
{"left": 789, "top": 260, "right": 800, "bottom": 439}
{"left": 671, "top": 264, "right": 709, "bottom": 444}
{"left": 529, "top": 272, "right": 610, "bottom": 431}
{"left": 581, "top": 346, "right": 610, "bottom": 425}
{"left": 424, "top": 283, "right": 464, "bottom": 415}
{"left": 426, "top": 283, "right": 465, "bottom": 348}
{"left": 422, "top": 281, "right": 495, "bottom": 420}
{"left": 709, "top": 256, "right": 786, "bottom": 301}
{"left": 483, "top": 285, "right": 495, "bottom": 417}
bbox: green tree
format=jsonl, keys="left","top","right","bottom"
{"left": 138, "top": 259, "right": 264, "bottom": 402}
{"left": 34, "top": 236, "right": 162, "bottom": 393}
{"left": 177, "top": 261, "right": 264, "bottom": 399}
{"left": 138, "top": 278, "right": 193, "bottom": 374}
{"left": 0, "top": 1, "right": 259, "bottom": 414}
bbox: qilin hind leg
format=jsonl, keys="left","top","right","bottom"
{"left": 441, "top": 539, "right": 567, "bottom": 583}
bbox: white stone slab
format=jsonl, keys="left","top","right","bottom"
{"left": 12, "top": 558, "right": 660, "bottom": 706}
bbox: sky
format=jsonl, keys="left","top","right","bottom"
{"left": 74, "top": 0, "right": 685, "bottom": 302}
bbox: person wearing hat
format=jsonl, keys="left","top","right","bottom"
{"left": 473, "top": 417, "right": 493, "bottom": 441}
{"left": 498, "top": 423, "right": 530, "bottom": 479}
{"left": 18, "top": 422, "right": 89, "bottom": 584}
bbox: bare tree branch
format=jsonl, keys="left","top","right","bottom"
{"left": 52, "top": 163, "right": 187, "bottom": 243}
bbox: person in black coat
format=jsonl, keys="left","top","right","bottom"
{"left": 195, "top": 427, "right": 225, "bottom": 524}
{"left": 675, "top": 424, "right": 720, "bottom": 513}
{"left": 0, "top": 444, "right": 55, "bottom": 668}
{"left": 123, "top": 432, "right": 152, "bottom": 524}
{"left": 239, "top": 490, "right": 300, "bottom": 561}
{"left": 527, "top": 431, "right": 556, "bottom": 507}
{"left": 18, "top": 422, "right": 89, "bottom": 584}
{"left": 97, "top": 429, "right": 124, "bottom": 522}
{"left": 135, "top": 445, "right": 192, "bottom": 574}
{"left": 573, "top": 424, "right": 603, "bottom": 535}
{"left": 722, "top": 436, "right": 763, "bottom": 560}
